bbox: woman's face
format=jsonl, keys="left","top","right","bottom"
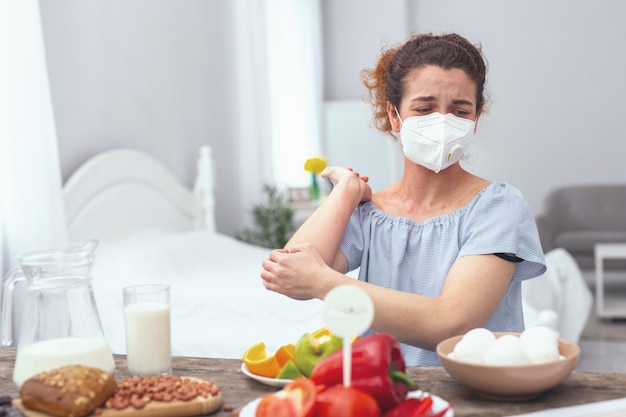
{"left": 390, "top": 65, "right": 479, "bottom": 132}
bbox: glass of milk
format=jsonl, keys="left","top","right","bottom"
{"left": 123, "top": 284, "right": 172, "bottom": 376}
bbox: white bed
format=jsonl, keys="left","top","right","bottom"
{"left": 63, "top": 146, "right": 325, "bottom": 359}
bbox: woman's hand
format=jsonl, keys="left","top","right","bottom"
{"left": 260, "top": 243, "right": 334, "bottom": 300}
{"left": 321, "top": 166, "right": 372, "bottom": 203}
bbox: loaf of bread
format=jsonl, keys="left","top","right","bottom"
{"left": 20, "top": 365, "right": 117, "bottom": 417}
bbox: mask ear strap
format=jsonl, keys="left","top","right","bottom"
{"left": 394, "top": 106, "right": 403, "bottom": 126}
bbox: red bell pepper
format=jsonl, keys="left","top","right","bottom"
{"left": 411, "top": 396, "right": 433, "bottom": 415}
{"left": 309, "top": 333, "right": 417, "bottom": 413}
{"left": 431, "top": 404, "right": 453, "bottom": 417}
{"left": 383, "top": 395, "right": 453, "bottom": 417}
{"left": 382, "top": 396, "right": 432, "bottom": 417}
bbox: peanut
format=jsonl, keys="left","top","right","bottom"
{"left": 102, "top": 375, "right": 219, "bottom": 412}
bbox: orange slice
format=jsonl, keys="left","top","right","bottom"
{"left": 275, "top": 343, "right": 296, "bottom": 368}
{"left": 243, "top": 342, "right": 280, "bottom": 378}
{"left": 243, "top": 342, "right": 298, "bottom": 378}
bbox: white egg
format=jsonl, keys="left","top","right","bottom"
{"left": 497, "top": 334, "right": 524, "bottom": 346}
{"left": 524, "top": 339, "right": 560, "bottom": 364}
{"left": 484, "top": 334, "right": 530, "bottom": 365}
{"left": 453, "top": 339, "right": 487, "bottom": 364}
{"left": 520, "top": 326, "right": 559, "bottom": 347}
{"left": 537, "top": 310, "right": 559, "bottom": 333}
{"left": 462, "top": 328, "right": 496, "bottom": 349}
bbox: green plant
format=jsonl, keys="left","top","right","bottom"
{"left": 235, "top": 184, "right": 295, "bottom": 249}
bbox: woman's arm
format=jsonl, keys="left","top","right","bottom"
{"left": 285, "top": 167, "right": 371, "bottom": 271}
{"left": 363, "top": 254, "right": 517, "bottom": 350}
{"left": 262, "top": 249, "right": 517, "bottom": 350}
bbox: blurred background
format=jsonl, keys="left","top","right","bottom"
{"left": 4, "top": 0, "right": 626, "bottom": 239}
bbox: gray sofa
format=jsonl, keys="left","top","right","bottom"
{"left": 535, "top": 184, "right": 626, "bottom": 270}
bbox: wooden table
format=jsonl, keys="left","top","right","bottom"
{"left": 1, "top": 348, "right": 626, "bottom": 417}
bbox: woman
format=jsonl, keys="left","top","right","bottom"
{"left": 261, "top": 33, "right": 546, "bottom": 366}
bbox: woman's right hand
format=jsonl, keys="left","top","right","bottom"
{"left": 321, "top": 166, "right": 372, "bottom": 203}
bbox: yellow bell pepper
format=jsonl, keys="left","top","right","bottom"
{"left": 243, "top": 327, "right": 357, "bottom": 379}
{"left": 313, "top": 326, "right": 360, "bottom": 343}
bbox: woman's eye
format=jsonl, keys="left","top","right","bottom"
{"left": 414, "top": 108, "right": 432, "bottom": 114}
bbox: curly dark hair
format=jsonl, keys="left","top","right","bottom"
{"left": 361, "top": 33, "right": 488, "bottom": 136}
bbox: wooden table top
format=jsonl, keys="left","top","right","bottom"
{"left": 2, "top": 348, "right": 626, "bottom": 417}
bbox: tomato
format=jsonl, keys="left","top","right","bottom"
{"left": 256, "top": 392, "right": 298, "bottom": 417}
{"left": 314, "top": 385, "right": 380, "bottom": 417}
{"left": 287, "top": 377, "right": 317, "bottom": 416}
{"left": 255, "top": 377, "right": 317, "bottom": 417}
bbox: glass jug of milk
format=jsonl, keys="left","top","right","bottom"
{"left": 1, "top": 240, "right": 115, "bottom": 387}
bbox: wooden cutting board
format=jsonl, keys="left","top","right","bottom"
{"left": 12, "top": 377, "right": 223, "bottom": 417}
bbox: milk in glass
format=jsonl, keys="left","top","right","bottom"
{"left": 124, "top": 301, "right": 172, "bottom": 375}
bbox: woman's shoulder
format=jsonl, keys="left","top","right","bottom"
{"left": 476, "top": 181, "right": 528, "bottom": 203}
{"left": 467, "top": 181, "right": 533, "bottom": 223}
{"left": 358, "top": 180, "right": 529, "bottom": 225}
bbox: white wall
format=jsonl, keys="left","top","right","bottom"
{"left": 40, "top": 0, "right": 626, "bottom": 237}
{"left": 324, "top": 101, "right": 403, "bottom": 193}
{"left": 39, "top": 0, "right": 244, "bottom": 234}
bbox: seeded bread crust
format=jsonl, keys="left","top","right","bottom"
{"left": 20, "top": 365, "right": 117, "bottom": 417}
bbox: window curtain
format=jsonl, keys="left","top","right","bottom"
{"left": 265, "top": 0, "right": 324, "bottom": 188}
{"left": 233, "top": 0, "right": 323, "bottom": 219}
{"left": 0, "top": 0, "right": 67, "bottom": 342}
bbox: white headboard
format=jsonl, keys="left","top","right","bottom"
{"left": 63, "top": 146, "right": 215, "bottom": 242}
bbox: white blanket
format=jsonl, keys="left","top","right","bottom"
{"left": 522, "top": 248, "right": 593, "bottom": 344}
{"left": 92, "top": 230, "right": 325, "bottom": 359}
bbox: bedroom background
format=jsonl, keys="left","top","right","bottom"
{"left": 1, "top": 0, "right": 624, "bottom": 366}
{"left": 2, "top": 0, "right": 626, "bottom": 277}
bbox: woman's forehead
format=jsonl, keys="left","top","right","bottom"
{"left": 402, "top": 66, "right": 477, "bottom": 104}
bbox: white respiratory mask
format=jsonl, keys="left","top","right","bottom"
{"left": 395, "top": 109, "right": 475, "bottom": 173}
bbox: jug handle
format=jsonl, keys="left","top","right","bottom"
{"left": 1, "top": 267, "right": 24, "bottom": 346}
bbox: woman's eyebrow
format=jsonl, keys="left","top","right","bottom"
{"left": 452, "top": 99, "right": 474, "bottom": 106}
{"left": 410, "top": 96, "right": 436, "bottom": 103}
{"left": 409, "top": 97, "right": 474, "bottom": 106}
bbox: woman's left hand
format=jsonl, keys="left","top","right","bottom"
{"left": 260, "top": 243, "right": 332, "bottom": 300}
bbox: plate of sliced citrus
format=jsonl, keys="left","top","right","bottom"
{"left": 241, "top": 327, "right": 349, "bottom": 386}
{"left": 241, "top": 340, "right": 300, "bottom": 385}
{"left": 240, "top": 362, "right": 293, "bottom": 388}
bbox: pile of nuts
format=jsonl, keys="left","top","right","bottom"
{"left": 98, "top": 375, "right": 220, "bottom": 412}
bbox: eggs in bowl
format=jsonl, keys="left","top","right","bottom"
{"left": 436, "top": 330, "right": 580, "bottom": 401}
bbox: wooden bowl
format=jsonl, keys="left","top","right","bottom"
{"left": 436, "top": 332, "right": 580, "bottom": 401}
